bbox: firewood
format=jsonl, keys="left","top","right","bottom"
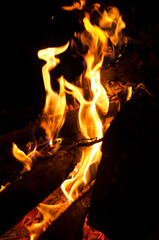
{"left": 88, "top": 88, "right": 159, "bottom": 240}
{"left": 0, "top": 146, "right": 81, "bottom": 237}
{"left": 39, "top": 187, "right": 93, "bottom": 240}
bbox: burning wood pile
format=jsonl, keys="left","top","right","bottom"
{"left": 0, "top": 1, "right": 159, "bottom": 240}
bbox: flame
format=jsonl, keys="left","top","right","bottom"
{"left": 99, "top": 7, "right": 126, "bottom": 46}
{"left": 12, "top": 143, "right": 33, "bottom": 172}
{"left": 38, "top": 43, "right": 69, "bottom": 145}
{"left": 12, "top": 142, "right": 41, "bottom": 173}
{"left": 0, "top": 182, "right": 10, "bottom": 193}
{"left": 27, "top": 202, "right": 68, "bottom": 239}
{"left": 61, "top": 14, "right": 111, "bottom": 202}
{"left": 61, "top": 0, "right": 86, "bottom": 11}
{"left": 12, "top": 43, "right": 69, "bottom": 172}
{"left": 17, "top": 2, "right": 128, "bottom": 238}
{"left": 126, "top": 86, "right": 132, "bottom": 101}
{"left": 61, "top": 3, "right": 126, "bottom": 203}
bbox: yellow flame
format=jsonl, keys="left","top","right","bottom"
{"left": 61, "top": 0, "right": 86, "bottom": 11}
{"left": 24, "top": 2, "right": 128, "bottom": 238}
{"left": 61, "top": 64, "right": 108, "bottom": 201}
{"left": 126, "top": 86, "right": 132, "bottom": 101}
{"left": 61, "top": 16, "right": 111, "bottom": 202}
{"left": 30, "top": 234, "right": 36, "bottom": 240}
{"left": 38, "top": 42, "right": 69, "bottom": 144}
{"left": 0, "top": 182, "right": 10, "bottom": 193}
{"left": 27, "top": 202, "right": 68, "bottom": 239}
{"left": 99, "top": 7, "right": 126, "bottom": 46}
{"left": 12, "top": 143, "right": 33, "bottom": 172}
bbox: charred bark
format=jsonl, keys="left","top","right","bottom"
{"left": 0, "top": 146, "right": 81, "bottom": 237}
{"left": 88, "top": 88, "right": 159, "bottom": 240}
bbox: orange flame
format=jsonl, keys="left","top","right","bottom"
{"left": 0, "top": 182, "right": 10, "bottom": 193}
{"left": 27, "top": 202, "right": 68, "bottom": 240}
{"left": 12, "top": 44, "right": 69, "bottom": 172}
{"left": 61, "top": 15, "right": 111, "bottom": 202}
{"left": 38, "top": 43, "right": 69, "bottom": 145}
{"left": 61, "top": 3, "right": 126, "bottom": 203}
{"left": 61, "top": 0, "right": 86, "bottom": 11}
{"left": 12, "top": 143, "right": 34, "bottom": 172}
{"left": 21, "top": 2, "right": 127, "bottom": 238}
{"left": 126, "top": 86, "right": 132, "bottom": 101}
{"left": 99, "top": 7, "right": 126, "bottom": 46}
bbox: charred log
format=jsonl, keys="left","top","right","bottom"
{"left": 88, "top": 88, "right": 159, "bottom": 240}
{"left": 0, "top": 146, "right": 81, "bottom": 237}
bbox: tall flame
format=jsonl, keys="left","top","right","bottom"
{"left": 12, "top": 44, "right": 69, "bottom": 170}
{"left": 60, "top": 4, "right": 126, "bottom": 202}
{"left": 38, "top": 43, "right": 69, "bottom": 145}
{"left": 61, "top": 12, "right": 113, "bottom": 202}
{"left": 13, "top": 2, "right": 128, "bottom": 238}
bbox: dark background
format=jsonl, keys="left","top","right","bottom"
{"left": 0, "top": 0, "right": 158, "bottom": 133}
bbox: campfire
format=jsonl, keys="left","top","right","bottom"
{"left": 1, "top": 1, "right": 159, "bottom": 240}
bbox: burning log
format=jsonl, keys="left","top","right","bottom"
{"left": 88, "top": 87, "right": 159, "bottom": 240}
{"left": 39, "top": 187, "right": 93, "bottom": 240}
{"left": 0, "top": 146, "right": 81, "bottom": 236}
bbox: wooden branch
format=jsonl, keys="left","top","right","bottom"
{"left": 0, "top": 146, "right": 81, "bottom": 237}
